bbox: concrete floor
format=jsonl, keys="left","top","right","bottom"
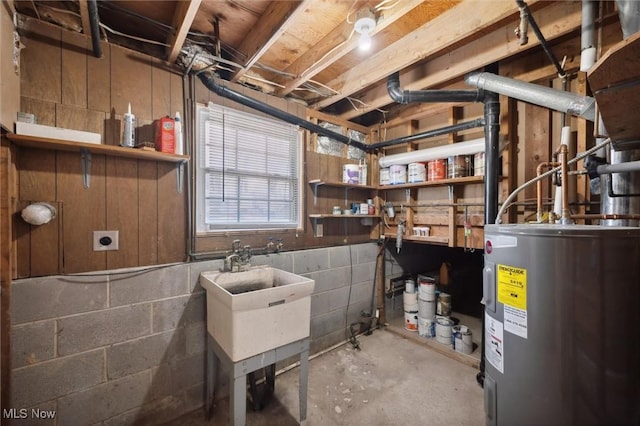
{"left": 171, "top": 328, "right": 484, "bottom": 425}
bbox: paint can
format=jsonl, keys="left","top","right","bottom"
{"left": 379, "top": 167, "right": 390, "bottom": 185}
{"left": 404, "top": 310, "right": 419, "bottom": 332}
{"left": 437, "top": 292, "right": 452, "bottom": 317}
{"left": 447, "top": 155, "right": 473, "bottom": 179}
{"left": 389, "top": 165, "right": 407, "bottom": 184}
{"left": 435, "top": 317, "right": 453, "bottom": 345}
{"left": 405, "top": 279, "right": 416, "bottom": 294}
{"left": 403, "top": 291, "right": 418, "bottom": 312}
{"left": 407, "top": 162, "right": 426, "bottom": 183}
{"left": 427, "top": 159, "right": 447, "bottom": 181}
{"left": 343, "top": 164, "right": 360, "bottom": 184}
{"left": 453, "top": 325, "right": 473, "bottom": 354}
{"left": 418, "top": 317, "right": 435, "bottom": 338}
{"left": 417, "top": 276, "right": 437, "bottom": 301}
{"left": 474, "top": 152, "right": 485, "bottom": 176}
{"left": 418, "top": 298, "right": 436, "bottom": 320}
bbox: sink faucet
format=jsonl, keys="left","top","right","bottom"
{"left": 223, "top": 253, "right": 241, "bottom": 272}
{"left": 221, "top": 240, "right": 252, "bottom": 272}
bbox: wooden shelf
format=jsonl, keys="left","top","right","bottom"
{"left": 384, "top": 233, "right": 449, "bottom": 245}
{"left": 309, "top": 214, "right": 378, "bottom": 219}
{"left": 378, "top": 175, "right": 483, "bottom": 190}
{"left": 7, "top": 133, "right": 190, "bottom": 163}
{"left": 308, "top": 179, "right": 376, "bottom": 190}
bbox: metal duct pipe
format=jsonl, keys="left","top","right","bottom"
{"left": 580, "top": 0, "right": 597, "bottom": 72}
{"left": 616, "top": 0, "right": 640, "bottom": 39}
{"left": 369, "top": 118, "right": 484, "bottom": 151}
{"left": 601, "top": 149, "right": 640, "bottom": 227}
{"left": 87, "top": 0, "right": 102, "bottom": 58}
{"left": 387, "top": 72, "right": 482, "bottom": 104}
{"left": 597, "top": 160, "right": 640, "bottom": 175}
{"left": 465, "top": 72, "right": 596, "bottom": 121}
{"left": 378, "top": 137, "right": 485, "bottom": 168}
{"left": 197, "top": 71, "right": 368, "bottom": 151}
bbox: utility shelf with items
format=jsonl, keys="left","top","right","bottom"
{"left": 7, "top": 133, "right": 189, "bottom": 192}
{"left": 307, "top": 179, "right": 378, "bottom": 238}
{"left": 379, "top": 174, "right": 484, "bottom": 250}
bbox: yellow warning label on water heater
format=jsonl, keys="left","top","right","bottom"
{"left": 497, "top": 264, "right": 527, "bottom": 310}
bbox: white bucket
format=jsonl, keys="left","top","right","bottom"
{"left": 389, "top": 165, "right": 407, "bottom": 185}
{"left": 435, "top": 317, "right": 453, "bottom": 345}
{"left": 418, "top": 280, "right": 436, "bottom": 301}
{"left": 343, "top": 164, "right": 360, "bottom": 184}
{"left": 453, "top": 325, "right": 473, "bottom": 355}
{"left": 379, "top": 168, "right": 390, "bottom": 185}
{"left": 403, "top": 291, "right": 418, "bottom": 312}
{"left": 418, "top": 298, "right": 435, "bottom": 319}
{"left": 407, "top": 162, "right": 426, "bottom": 183}
{"left": 404, "top": 310, "right": 419, "bottom": 332}
{"left": 418, "top": 317, "right": 435, "bottom": 338}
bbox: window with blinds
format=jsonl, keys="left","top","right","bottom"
{"left": 196, "top": 103, "right": 302, "bottom": 232}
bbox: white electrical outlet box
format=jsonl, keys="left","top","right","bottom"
{"left": 93, "top": 231, "right": 119, "bottom": 251}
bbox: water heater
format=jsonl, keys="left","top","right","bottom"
{"left": 483, "top": 224, "right": 640, "bottom": 425}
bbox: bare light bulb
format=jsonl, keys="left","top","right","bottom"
{"left": 359, "top": 32, "right": 372, "bottom": 51}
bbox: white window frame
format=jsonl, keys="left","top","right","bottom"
{"left": 195, "top": 103, "right": 303, "bottom": 234}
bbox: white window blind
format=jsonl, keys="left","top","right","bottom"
{"left": 196, "top": 103, "right": 301, "bottom": 232}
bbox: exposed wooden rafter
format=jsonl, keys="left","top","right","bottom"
{"left": 275, "top": 0, "right": 427, "bottom": 97}
{"left": 231, "top": 0, "right": 312, "bottom": 83}
{"left": 339, "top": 0, "right": 582, "bottom": 121}
{"left": 166, "top": 0, "right": 202, "bottom": 64}
{"left": 77, "top": 0, "right": 91, "bottom": 35}
{"left": 312, "top": 0, "right": 537, "bottom": 111}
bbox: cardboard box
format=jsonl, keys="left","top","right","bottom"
{"left": 154, "top": 117, "right": 175, "bottom": 153}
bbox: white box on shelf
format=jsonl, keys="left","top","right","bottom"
{"left": 15, "top": 122, "right": 102, "bottom": 144}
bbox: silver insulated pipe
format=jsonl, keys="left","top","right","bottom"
{"left": 616, "top": 0, "right": 640, "bottom": 39}
{"left": 600, "top": 2, "right": 640, "bottom": 226}
{"left": 465, "top": 72, "right": 596, "bottom": 121}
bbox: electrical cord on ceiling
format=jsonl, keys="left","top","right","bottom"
{"left": 376, "top": 0, "right": 401, "bottom": 11}
{"left": 345, "top": 0, "right": 359, "bottom": 24}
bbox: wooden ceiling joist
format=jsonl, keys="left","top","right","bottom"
{"left": 312, "top": 0, "right": 538, "bottom": 111}
{"left": 77, "top": 0, "right": 91, "bottom": 36}
{"left": 230, "top": 0, "right": 312, "bottom": 83}
{"left": 275, "top": 0, "right": 426, "bottom": 97}
{"left": 166, "top": 0, "right": 202, "bottom": 64}
{"left": 339, "top": 0, "right": 582, "bottom": 121}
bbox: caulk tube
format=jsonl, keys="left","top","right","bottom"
{"left": 122, "top": 103, "right": 136, "bottom": 147}
{"left": 174, "top": 112, "right": 183, "bottom": 155}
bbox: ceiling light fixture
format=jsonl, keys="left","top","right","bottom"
{"left": 354, "top": 8, "right": 376, "bottom": 51}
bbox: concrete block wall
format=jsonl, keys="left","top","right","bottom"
{"left": 9, "top": 243, "right": 378, "bottom": 424}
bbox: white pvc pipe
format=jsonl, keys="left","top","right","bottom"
{"left": 553, "top": 126, "right": 572, "bottom": 216}
{"left": 378, "top": 137, "right": 485, "bottom": 168}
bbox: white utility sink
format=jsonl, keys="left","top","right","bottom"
{"left": 200, "top": 266, "right": 315, "bottom": 362}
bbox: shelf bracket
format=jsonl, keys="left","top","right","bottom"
{"left": 81, "top": 148, "right": 92, "bottom": 189}
{"left": 312, "top": 183, "right": 319, "bottom": 206}
{"left": 312, "top": 217, "right": 323, "bottom": 237}
{"left": 176, "top": 161, "right": 185, "bottom": 193}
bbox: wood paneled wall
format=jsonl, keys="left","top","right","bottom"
{"left": 14, "top": 19, "right": 186, "bottom": 277}
{"left": 12, "top": 18, "right": 375, "bottom": 275}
